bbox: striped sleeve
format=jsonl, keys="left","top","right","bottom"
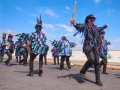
{"left": 17, "top": 33, "right": 32, "bottom": 41}
{"left": 69, "top": 42, "right": 76, "bottom": 48}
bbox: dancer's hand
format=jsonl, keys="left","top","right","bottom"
{"left": 70, "top": 18, "right": 74, "bottom": 24}
{"left": 110, "top": 41, "right": 112, "bottom": 45}
{"left": 106, "top": 24, "right": 108, "bottom": 27}
{"left": 49, "top": 39, "right": 54, "bottom": 42}
{"left": 11, "top": 33, "right": 17, "bottom": 36}
{"left": 70, "top": 18, "right": 77, "bottom": 26}
{"left": 75, "top": 43, "right": 78, "bottom": 45}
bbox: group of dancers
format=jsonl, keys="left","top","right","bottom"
{"left": 0, "top": 14, "right": 112, "bottom": 87}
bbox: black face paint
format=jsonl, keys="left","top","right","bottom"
{"left": 36, "top": 25, "right": 42, "bottom": 33}
{"left": 90, "top": 19, "right": 95, "bottom": 25}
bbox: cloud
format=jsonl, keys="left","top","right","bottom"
{"left": 64, "top": 33, "right": 73, "bottom": 37}
{"left": 15, "top": 7, "right": 23, "bottom": 11}
{"left": 42, "top": 29, "right": 56, "bottom": 38}
{"left": 31, "top": 13, "right": 38, "bottom": 17}
{"left": 105, "top": 0, "right": 111, "bottom": 4}
{"left": 0, "top": 29, "right": 21, "bottom": 38}
{"left": 104, "top": 9, "right": 116, "bottom": 15}
{"left": 94, "top": 0, "right": 101, "bottom": 3}
{"left": 29, "top": 21, "right": 36, "bottom": 24}
{"left": 44, "top": 8, "right": 58, "bottom": 18}
{"left": 29, "top": 21, "right": 57, "bottom": 31}
{"left": 43, "top": 23, "right": 54, "bottom": 28}
{"left": 15, "top": 7, "right": 39, "bottom": 18}
{"left": 94, "top": 0, "right": 101, "bottom": 5}
{"left": 66, "top": 6, "right": 70, "bottom": 10}
{"left": 108, "top": 37, "right": 120, "bottom": 50}
{"left": 6, "top": 30, "right": 11, "bottom": 33}
{"left": 38, "top": 7, "right": 58, "bottom": 18}
{"left": 56, "top": 23, "right": 74, "bottom": 32}
{"left": 112, "top": 37, "right": 120, "bottom": 42}
{"left": 43, "top": 23, "right": 57, "bottom": 31}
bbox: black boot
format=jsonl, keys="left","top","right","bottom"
{"left": 60, "top": 62, "right": 64, "bottom": 70}
{"left": 94, "top": 63, "right": 102, "bottom": 86}
{"left": 80, "top": 73, "right": 86, "bottom": 79}
{"left": 27, "top": 61, "right": 33, "bottom": 76}
{"left": 38, "top": 61, "right": 43, "bottom": 76}
{"left": 19, "top": 60, "right": 23, "bottom": 65}
{"left": 66, "top": 61, "right": 71, "bottom": 69}
{"left": 5, "top": 60, "right": 7, "bottom": 65}
{"left": 96, "top": 81, "right": 103, "bottom": 86}
{"left": 27, "top": 71, "right": 33, "bottom": 76}
{"left": 38, "top": 70, "right": 43, "bottom": 77}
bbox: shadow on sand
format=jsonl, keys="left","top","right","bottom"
{"left": 57, "top": 73, "right": 96, "bottom": 84}
{"left": 14, "top": 69, "right": 40, "bottom": 74}
{"left": 114, "top": 74, "right": 120, "bottom": 78}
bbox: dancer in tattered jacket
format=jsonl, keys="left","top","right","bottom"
{"left": 12, "top": 15, "right": 47, "bottom": 76}
{"left": 70, "top": 14, "right": 108, "bottom": 86}
{"left": 49, "top": 36, "right": 77, "bottom": 70}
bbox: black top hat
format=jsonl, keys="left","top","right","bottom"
{"left": 8, "top": 34, "right": 13, "bottom": 38}
{"left": 85, "top": 14, "right": 96, "bottom": 23}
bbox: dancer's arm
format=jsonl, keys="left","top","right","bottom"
{"left": 96, "top": 24, "right": 108, "bottom": 32}
{"left": 70, "top": 18, "right": 84, "bottom": 32}
{"left": 105, "top": 40, "right": 112, "bottom": 45}
{"left": 11, "top": 33, "right": 31, "bottom": 41}
{"left": 49, "top": 39, "right": 55, "bottom": 42}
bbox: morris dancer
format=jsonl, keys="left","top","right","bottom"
{"left": 4, "top": 34, "right": 14, "bottom": 66}
{"left": 14, "top": 38, "right": 27, "bottom": 66}
{"left": 15, "top": 38, "right": 22, "bottom": 62}
{"left": 1, "top": 32, "right": 7, "bottom": 62}
{"left": 8, "top": 34, "right": 15, "bottom": 57}
{"left": 70, "top": 14, "right": 108, "bottom": 86}
{"left": 11, "top": 15, "right": 46, "bottom": 76}
{"left": 51, "top": 46, "right": 59, "bottom": 65}
{"left": 99, "top": 31, "right": 112, "bottom": 74}
{"left": 49, "top": 36, "right": 77, "bottom": 70}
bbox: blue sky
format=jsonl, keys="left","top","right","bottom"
{"left": 0, "top": 0, "right": 120, "bottom": 50}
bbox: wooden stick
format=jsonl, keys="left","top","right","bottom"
{"left": 77, "top": 37, "right": 80, "bottom": 43}
{"left": 71, "top": 1, "right": 77, "bottom": 26}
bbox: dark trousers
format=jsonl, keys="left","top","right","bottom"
{"left": 60, "top": 55, "right": 71, "bottom": 69}
{"left": 16, "top": 56, "right": 21, "bottom": 60}
{"left": 19, "top": 51, "right": 27, "bottom": 65}
{"left": 0, "top": 50, "right": 2, "bottom": 60}
{"left": 43, "top": 54, "right": 47, "bottom": 64}
{"left": 5, "top": 51, "right": 12, "bottom": 63}
{"left": 0, "top": 50, "right": 4, "bottom": 60}
{"left": 9, "top": 49, "right": 13, "bottom": 59}
{"left": 99, "top": 55, "right": 107, "bottom": 73}
{"left": 29, "top": 53, "right": 43, "bottom": 73}
{"left": 54, "top": 55, "right": 59, "bottom": 65}
{"left": 80, "top": 44, "right": 100, "bottom": 83}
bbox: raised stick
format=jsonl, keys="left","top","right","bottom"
{"left": 71, "top": 1, "right": 77, "bottom": 26}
